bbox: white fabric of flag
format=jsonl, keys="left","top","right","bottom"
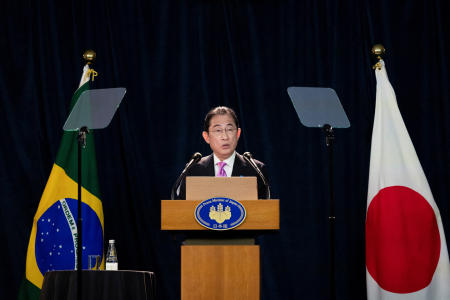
{"left": 366, "top": 60, "right": 450, "bottom": 300}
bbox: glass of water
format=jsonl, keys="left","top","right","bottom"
{"left": 88, "top": 255, "right": 101, "bottom": 270}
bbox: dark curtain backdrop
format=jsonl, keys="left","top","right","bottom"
{"left": 1, "top": 0, "right": 450, "bottom": 299}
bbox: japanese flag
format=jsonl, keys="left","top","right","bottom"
{"left": 366, "top": 60, "right": 450, "bottom": 300}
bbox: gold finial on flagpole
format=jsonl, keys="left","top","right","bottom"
{"left": 82, "top": 50, "right": 98, "bottom": 81}
{"left": 83, "top": 50, "right": 96, "bottom": 64}
{"left": 371, "top": 44, "right": 385, "bottom": 70}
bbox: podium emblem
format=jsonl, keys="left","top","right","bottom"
{"left": 194, "top": 197, "right": 246, "bottom": 230}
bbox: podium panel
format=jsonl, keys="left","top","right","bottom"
{"left": 186, "top": 177, "right": 257, "bottom": 200}
{"left": 162, "top": 177, "right": 279, "bottom": 300}
{"left": 181, "top": 245, "right": 259, "bottom": 300}
{"left": 161, "top": 200, "right": 279, "bottom": 230}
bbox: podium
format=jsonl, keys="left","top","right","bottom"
{"left": 161, "top": 177, "right": 279, "bottom": 300}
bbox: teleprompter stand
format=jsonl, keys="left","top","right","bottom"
{"left": 63, "top": 87, "right": 126, "bottom": 300}
{"left": 287, "top": 87, "right": 350, "bottom": 300}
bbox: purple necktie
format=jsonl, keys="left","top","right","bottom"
{"left": 217, "top": 161, "right": 227, "bottom": 177}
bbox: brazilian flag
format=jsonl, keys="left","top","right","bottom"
{"left": 18, "top": 65, "right": 104, "bottom": 299}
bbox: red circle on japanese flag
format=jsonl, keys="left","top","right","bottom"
{"left": 366, "top": 186, "right": 441, "bottom": 293}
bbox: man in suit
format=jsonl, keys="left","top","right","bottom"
{"left": 178, "top": 106, "right": 269, "bottom": 199}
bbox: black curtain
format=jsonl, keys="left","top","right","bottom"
{"left": 2, "top": 0, "right": 450, "bottom": 299}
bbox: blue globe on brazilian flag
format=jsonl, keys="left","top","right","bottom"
{"left": 18, "top": 65, "right": 104, "bottom": 300}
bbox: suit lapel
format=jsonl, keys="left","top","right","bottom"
{"left": 205, "top": 154, "right": 215, "bottom": 176}
{"left": 231, "top": 152, "right": 244, "bottom": 176}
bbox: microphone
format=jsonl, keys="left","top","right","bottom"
{"left": 183, "top": 152, "right": 202, "bottom": 173}
{"left": 171, "top": 152, "right": 202, "bottom": 200}
{"left": 243, "top": 152, "right": 271, "bottom": 199}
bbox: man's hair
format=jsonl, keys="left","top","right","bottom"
{"left": 203, "top": 106, "right": 240, "bottom": 132}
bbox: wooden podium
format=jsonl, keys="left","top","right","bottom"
{"left": 161, "top": 177, "right": 279, "bottom": 300}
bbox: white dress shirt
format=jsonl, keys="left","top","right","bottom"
{"left": 213, "top": 152, "right": 236, "bottom": 177}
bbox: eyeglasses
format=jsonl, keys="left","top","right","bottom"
{"left": 209, "top": 127, "right": 237, "bottom": 137}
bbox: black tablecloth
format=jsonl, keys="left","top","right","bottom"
{"left": 40, "top": 270, "right": 155, "bottom": 300}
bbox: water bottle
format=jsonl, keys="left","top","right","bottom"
{"left": 105, "top": 239, "right": 118, "bottom": 270}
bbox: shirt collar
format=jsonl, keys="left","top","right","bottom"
{"left": 213, "top": 151, "right": 236, "bottom": 169}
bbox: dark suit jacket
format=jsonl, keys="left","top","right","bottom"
{"left": 177, "top": 152, "right": 269, "bottom": 199}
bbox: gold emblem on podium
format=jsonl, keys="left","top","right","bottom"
{"left": 195, "top": 197, "right": 246, "bottom": 230}
{"left": 209, "top": 203, "right": 231, "bottom": 224}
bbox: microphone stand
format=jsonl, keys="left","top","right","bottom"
{"left": 323, "top": 124, "right": 335, "bottom": 300}
{"left": 171, "top": 153, "right": 202, "bottom": 200}
{"left": 243, "top": 153, "right": 271, "bottom": 199}
{"left": 171, "top": 172, "right": 187, "bottom": 200}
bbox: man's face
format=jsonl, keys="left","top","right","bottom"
{"left": 202, "top": 113, "right": 241, "bottom": 161}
